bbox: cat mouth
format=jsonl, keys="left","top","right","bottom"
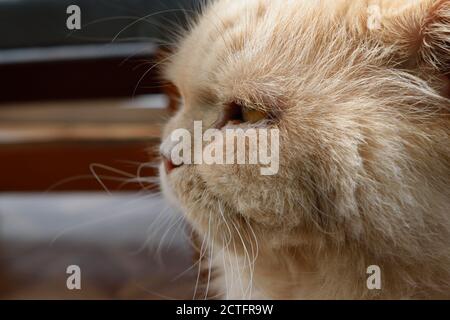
{"left": 162, "top": 156, "right": 183, "bottom": 175}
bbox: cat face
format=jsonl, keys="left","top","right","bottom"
{"left": 159, "top": 0, "right": 450, "bottom": 251}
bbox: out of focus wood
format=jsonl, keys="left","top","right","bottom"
{"left": 0, "top": 124, "right": 161, "bottom": 143}
{"left": 0, "top": 98, "right": 167, "bottom": 192}
{"left": 0, "top": 55, "right": 163, "bottom": 103}
{"left": 0, "top": 142, "right": 160, "bottom": 192}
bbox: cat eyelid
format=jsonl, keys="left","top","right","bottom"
{"left": 164, "top": 81, "right": 183, "bottom": 114}
{"left": 214, "top": 101, "right": 272, "bottom": 129}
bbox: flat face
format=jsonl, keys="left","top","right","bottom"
{"left": 161, "top": 0, "right": 447, "bottom": 227}
{"left": 159, "top": 0, "right": 450, "bottom": 299}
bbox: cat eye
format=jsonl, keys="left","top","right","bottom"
{"left": 214, "top": 102, "right": 268, "bottom": 129}
{"left": 242, "top": 108, "right": 267, "bottom": 123}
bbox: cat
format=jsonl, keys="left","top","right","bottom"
{"left": 159, "top": 0, "right": 450, "bottom": 299}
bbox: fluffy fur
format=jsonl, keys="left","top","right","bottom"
{"left": 159, "top": 0, "right": 450, "bottom": 299}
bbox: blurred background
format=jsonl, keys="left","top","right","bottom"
{"left": 0, "top": 0, "right": 200, "bottom": 299}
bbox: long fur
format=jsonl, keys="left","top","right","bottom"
{"left": 160, "top": 0, "right": 450, "bottom": 299}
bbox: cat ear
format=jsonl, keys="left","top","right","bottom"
{"left": 381, "top": 0, "right": 450, "bottom": 73}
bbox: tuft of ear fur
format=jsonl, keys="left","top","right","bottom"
{"left": 381, "top": 0, "right": 450, "bottom": 73}
{"left": 385, "top": 0, "right": 450, "bottom": 72}
{"left": 421, "top": 0, "right": 450, "bottom": 73}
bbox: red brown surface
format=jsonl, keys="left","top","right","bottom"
{"left": 0, "top": 141, "right": 160, "bottom": 192}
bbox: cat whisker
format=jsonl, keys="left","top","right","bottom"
{"left": 243, "top": 216, "right": 259, "bottom": 298}
{"left": 128, "top": 203, "right": 173, "bottom": 256}
{"left": 154, "top": 214, "right": 186, "bottom": 266}
{"left": 192, "top": 216, "right": 210, "bottom": 300}
{"left": 203, "top": 221, "right": 216, "bottom": 300}
{"left": 230, "top": 218, "right": 254, "bottom": 299}
{"left": 132, "top": 52, "right": 179, "bottom": 99}
{"left": 65, "top": 16, "right": 141, "bottom": 40}
{"left": 111, "top": 9, "right": 197, "bottom": 43}
{"left": 44, "top": 174, "right": 128, "bottom": 193}
{"left": 218, "top": 201, "right": 236, "bottom": 298}
{"left": 48, "top": 191, "right": 162, "bottom": 246}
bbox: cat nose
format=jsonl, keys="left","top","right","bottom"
{"left": 162, "top": 155, "right": 183, "bottom": 174}
{"left": 160, "top": 135, "right": 184, "bottom": 174}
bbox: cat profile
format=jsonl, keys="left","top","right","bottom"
{"left": 159, "top": 0, "right": 450, "bottom": 299}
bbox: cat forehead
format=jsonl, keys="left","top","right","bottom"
{"left": 178, "top": 0, "right": 371, "bottom": 53}
{"left": 166, "top": 0, "right": 403, "bottom": 105}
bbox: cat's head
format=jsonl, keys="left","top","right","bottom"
{"left": 159, "top": 0, "right": 450, "bottom": 251}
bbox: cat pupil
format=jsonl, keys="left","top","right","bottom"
{"left": 214, "top": 102, "right": 245, "bottom": 128}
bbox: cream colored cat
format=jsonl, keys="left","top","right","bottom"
{"left": 159, "top": 0, "right": 450, "bottom": 299}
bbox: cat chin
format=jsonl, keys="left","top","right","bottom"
{"left": 159, "top": 162, "right": 217, "bottom": 224}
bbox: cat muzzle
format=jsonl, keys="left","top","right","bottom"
{"left": 163, "top": 155, "right": 183, "bottom": 174}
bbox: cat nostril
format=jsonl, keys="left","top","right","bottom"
{"left": 163, "top": 156, "right": 183, "bottom": 174}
